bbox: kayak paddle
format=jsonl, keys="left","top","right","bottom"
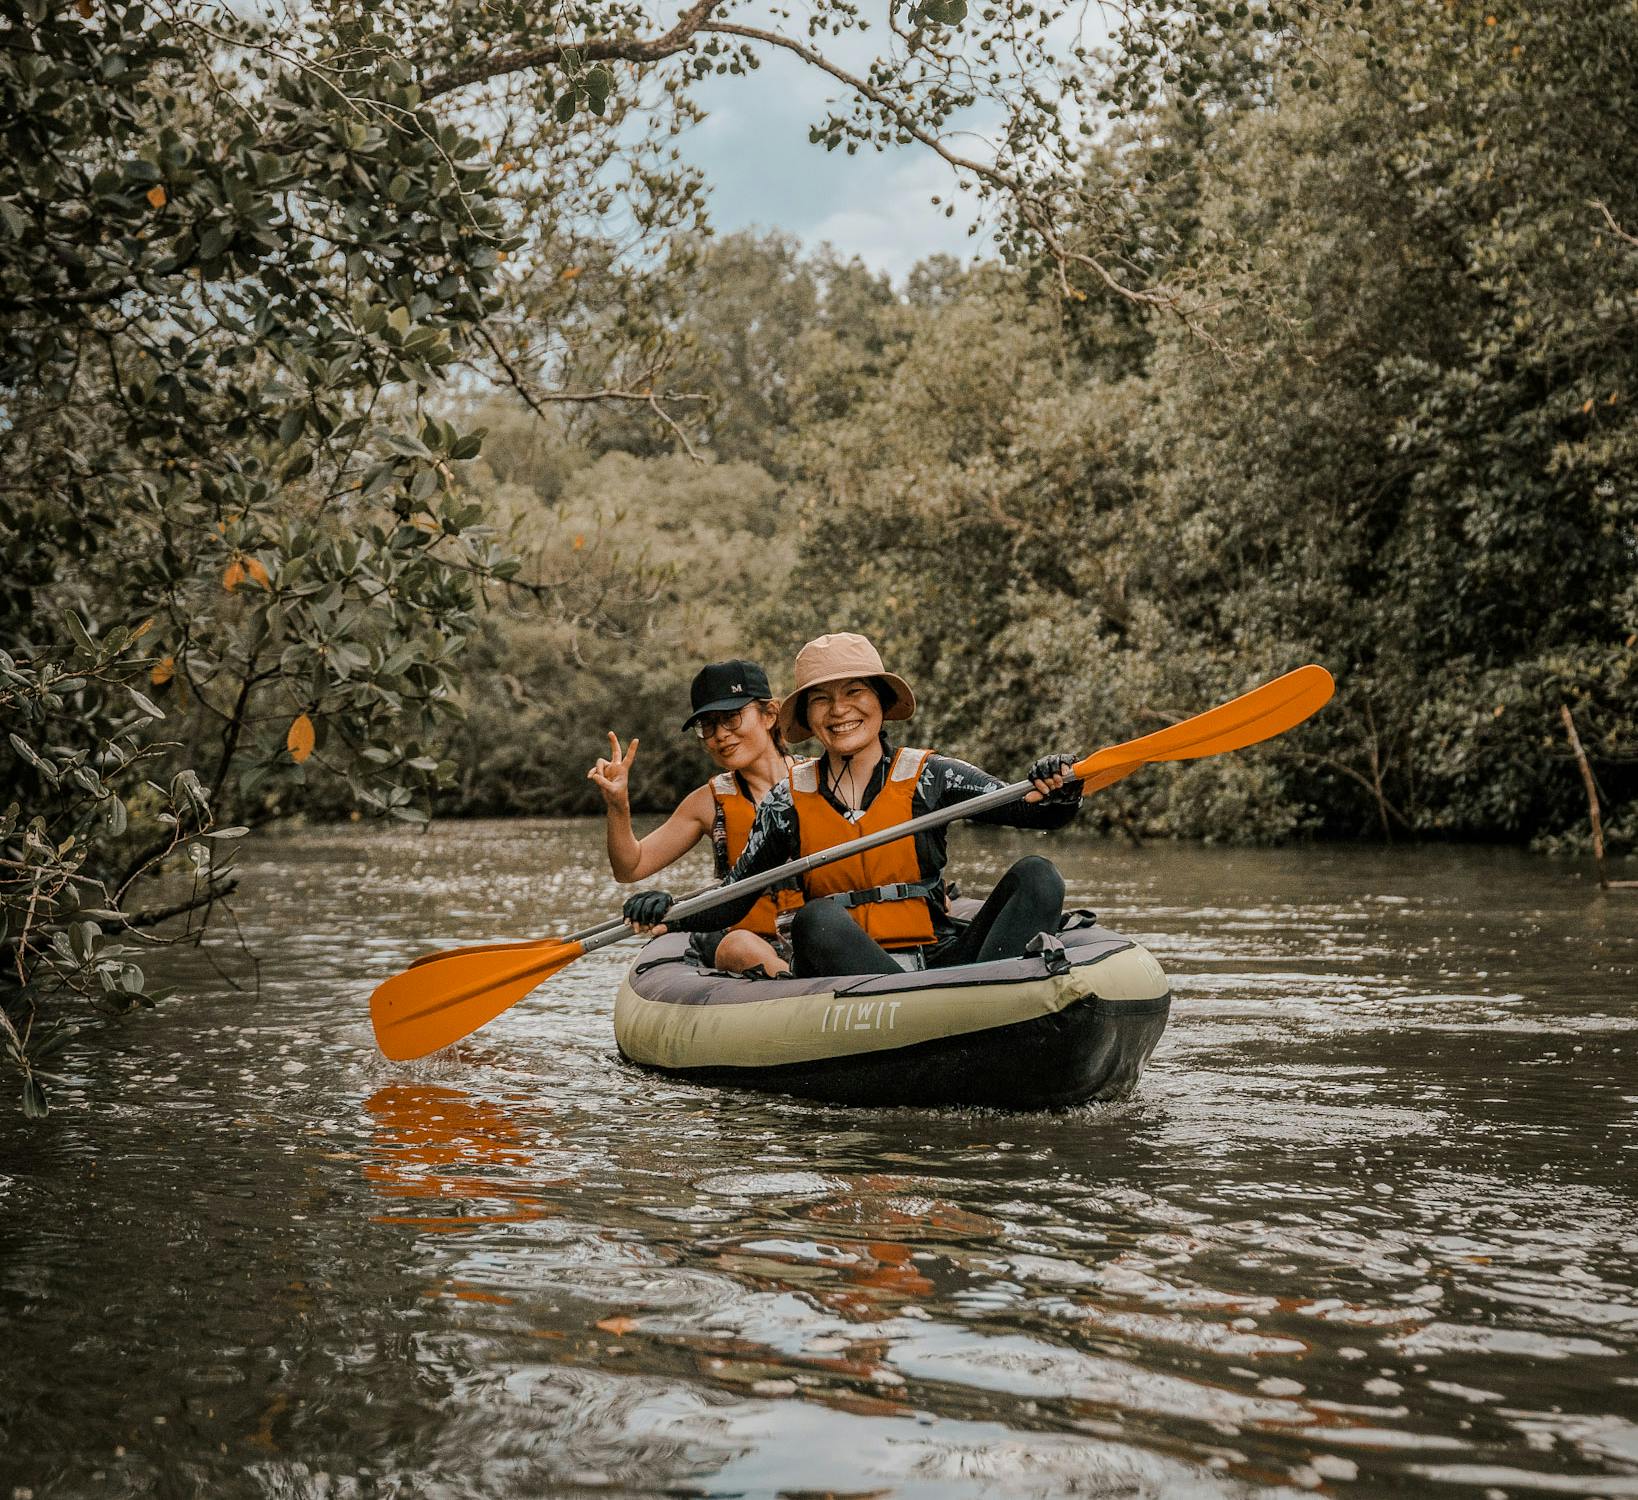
{"left": 403, "top": 871, "right": 770, "bottom": 969}
{"left": 370, "top": 663, "right": 1334, "bottom": 1060}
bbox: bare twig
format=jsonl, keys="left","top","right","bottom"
{"left": 1559, "top": 704, "right": 1637, "bottom": 889}
{"left": 476, "top": 323, "right": 707, "bottom": 459}
{"left": 118, "top": 876, "right": 241, "bottom": 932}
{"left": 1592, "top": 200, "right": 1638, "bottom": 249}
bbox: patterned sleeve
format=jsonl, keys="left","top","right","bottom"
{"left": 921, "top": 754, "right": 1081, "bottom": 831}
{"left": 665, "top": 781, "right": 802, "bottom": 932}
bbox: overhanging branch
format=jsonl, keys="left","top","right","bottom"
{"left": 422, "top": 0, "right": 728, "bottom": 99}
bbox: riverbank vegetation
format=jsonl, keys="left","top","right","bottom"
{"left": 450, "top": 2, "right": 1638, "bottom": 848}
{"left": 3, "top": 0, "right": 1634, "bottom": 1110}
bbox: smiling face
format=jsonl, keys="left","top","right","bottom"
{"left": 804, "top": 677, "right": 884, "bottom": 761}
{"left": 700, "top": 701, "right": 779, "bottom": 772}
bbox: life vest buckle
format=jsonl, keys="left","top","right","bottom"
{"left": 834, "top": 879, "right": 939, "bottom": 909}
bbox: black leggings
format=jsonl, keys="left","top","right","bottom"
{"left": 790, "top": 855, "right": 1066, "bottom": 979}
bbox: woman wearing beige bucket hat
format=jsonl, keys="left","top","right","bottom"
{"left": 623, "top": 632, "right": 1084, "bottom": 978}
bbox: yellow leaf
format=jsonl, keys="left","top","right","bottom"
{"left": 1582, "top": 398, "right": 1595, "bottom": 414}
{"left": 150, "top": 655, "right": 175, "bottom": 686}
{"left": 76, "top": 0, "right": 92, "bottom": 15}
{"left": 287, "top": 713, "right": 316, "bottom": 764}
{"left": 595, "top": 1315, "right": 639, "bottom": 1336}
{"left": 223, "top": 558, "right": 245, "bottom": 592}
{"left": 1608, "top": 392, "right": 1619, "bottom": 405}
{"left": 1484, "top": 13, "right": 1497, "bottom": 23}
{"left": 131, "top": 615, "right": 155, "bottom": 640}
{"left": 560, "top": 266, "right": 582, "bottom": 281}
{"left": 245, "top": 557, "right": 271, "bottom": 588}
{"left": 146, "top": 184, "right": 166, "bottom": 209}
{"left": 571, "top": 533, "right": 585, "bottom": 550}
{"left": 1493, "top": 704, "right": 1505, "bottom": 717}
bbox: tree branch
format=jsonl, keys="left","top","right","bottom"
{"left": 116, "top": 876, "right": 241, "bottom": 932}
{"left": 702, "top": 20, "right": 1178, "bottom": 316}
{"left": 476, "top": 323, "right": 707, "bottom": 459}
{"left": 1592, "top": 199, "right": 1638, "bottom": 250}
{"left": 422, "top": 0, "right": 728, "bottom": 99}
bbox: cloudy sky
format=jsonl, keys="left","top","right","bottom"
{"left": 673, "top": 25, "right": 1044, "bottom": 283}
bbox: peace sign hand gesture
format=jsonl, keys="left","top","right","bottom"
{"left": 588, "top": 731, "right": 640, "bottom": 810}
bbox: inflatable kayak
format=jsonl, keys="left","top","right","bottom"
{"left": 613, "top": 902, "right": 1170, "bottom": 1109}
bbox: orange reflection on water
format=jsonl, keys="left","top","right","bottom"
{"left": 363, "top": 1083, "right": 564, "bottom": 1232}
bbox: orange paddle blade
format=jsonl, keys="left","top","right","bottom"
{"left": 408, "top": 936, "right": 560, "bottom": 970}
{"left": 370, "top": 940, "right": 587, "bottom": 1061}
{"left": 1072, "top": 665, "right": 1334, "bottom": 787}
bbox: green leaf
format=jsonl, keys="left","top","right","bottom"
{"left": 9, "top": 734, "right": 56, "bottom": 782}
{"left": 204, "top": 826, "right": 250, "bottom": 839}
{"left": 360, "top": 461, "right": 398, "bottom": 496}
{"left": 128, "top": 686, "right": 166, "bottom": 720}
{"left": 22, "top": 1076, "right": 48, "bottom": 1120}
{"left": 64, "top": 610, "right": 96, "bottom": 656}
{"left": 69, "top": 921, "right": 100, "bottom": 961}
{"left": 29, "top": 1025, "right": 78, "bottom": 1063}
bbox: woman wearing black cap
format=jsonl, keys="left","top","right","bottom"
{"left": 587, "top": 660, "right": 804, "bottom": 977}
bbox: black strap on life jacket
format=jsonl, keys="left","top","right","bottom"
{"left": 832, "top": 877, "right": 942, "bottom": 909}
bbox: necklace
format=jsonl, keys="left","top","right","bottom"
{"left": 827, "top": 754, "right": 865, "bottom": 819}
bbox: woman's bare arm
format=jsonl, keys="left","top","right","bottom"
{"left": 616, "top": 783, "right": 716, "bottom": 882}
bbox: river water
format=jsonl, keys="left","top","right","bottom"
{"left": 2, "top": 819, "right": 1635, "bottom": 1499}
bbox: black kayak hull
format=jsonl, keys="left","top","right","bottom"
{"left": 613, "top": 909, "right": 1170, "bottom": 1111}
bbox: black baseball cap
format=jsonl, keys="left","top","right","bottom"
{"left": 681, "top": 659, "right": 773, "bottom": 730}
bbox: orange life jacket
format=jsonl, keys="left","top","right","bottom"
{"left": 710, "top": 762, "right": 806, "bottom": 939}
{"left": 790, "top": 747, "right": 939, "bottom": 949}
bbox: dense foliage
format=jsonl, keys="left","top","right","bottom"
{"left": 481, "top": 5, "right": 1635, "bottom": 851}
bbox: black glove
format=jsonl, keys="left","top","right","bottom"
{"left": 1025, "top": 753, "right": 1082, "bottom": 802}
{"left": 623, "top": 890, "right": 675, "bottom": 927}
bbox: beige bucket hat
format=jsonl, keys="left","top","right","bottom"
{"left": 777, "top": 632, "right": 917, "bottom": 744}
